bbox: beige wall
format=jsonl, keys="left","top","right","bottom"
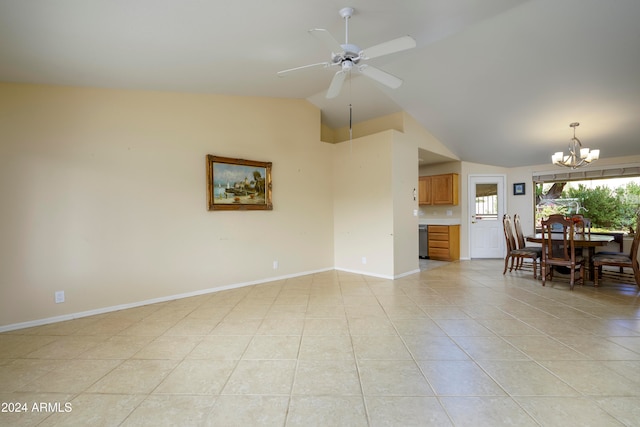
{"left": 5, "top": 82, "right": 636, "bottom": 329}
{"left": 392, "top": 130, "right": 420, "bottom": 277}
{"left": 332, "top": 126, "right": 423, "bottom": 279}
{"left": 330, "top": 112, "right": 404, "bottom": 143}
{"left": 0, "top": 83, "right": 335, "bottom": 328}
{"left": 332, "top": 132, "right": 395, "bottom": 277}
{"left": 404, "top": 114, "right": 459, "bottom": 159}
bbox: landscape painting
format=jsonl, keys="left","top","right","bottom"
{"left": 206, "top": 155, "right": 272, "bottom": 211}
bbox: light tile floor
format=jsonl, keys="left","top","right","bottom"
{"left": 1, "top": 260, "right": 640, "bottom": 426}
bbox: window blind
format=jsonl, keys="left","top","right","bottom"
{"left": 532, "top": 163, "right": 640, "bottom": 183}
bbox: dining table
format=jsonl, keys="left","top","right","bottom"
{"left": 526, "top": 233, "right": 615, "bottom": 281}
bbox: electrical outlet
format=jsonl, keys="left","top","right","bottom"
{"left": 54, "top": 291, "right": 65, "bottom": 304}
{"left": 362, "top": 256, "right": 367, "bottom": 265}
{"left": 273, "top": 260, "right": 278, "bottom": 270}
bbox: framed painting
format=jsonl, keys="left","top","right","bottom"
{"left": 513, "top": 182, "right": 525, "bottom": 196}
{"left": 206, "top": 155, "right": 273, "bottom": 211}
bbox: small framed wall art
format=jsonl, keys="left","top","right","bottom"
{"left": 513, "top": 182, "right": 525, "bottom": 196}
{"left": 206, "top": 155, "right": 273, "bottom": 211}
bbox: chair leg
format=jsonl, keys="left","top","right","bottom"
{"left": 503, "top": 256, "right": 510, "bottom": 275}
{"left": 538, "top": 260, "right": 542, "bottom": 279}
{"left": 532, "top": 259, "right": 537, "bottom": 279}
{"left": 594, "top": 264, "right": 600, "bottom": 287}
{"left": 516, "top": 258, "right": 523, "bottom": 271}
{"left": 575, "top": 264, "right": 584, "bottom": 290}
{"left": 569, "top": 268, "right": 575, "bottom": 291}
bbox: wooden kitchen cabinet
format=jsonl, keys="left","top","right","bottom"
{"left": 418, "top": 176, "right": 431, "bottom": 205}
{"left": 427, "top": 225, "right": 460, "bottom": 261}
{"left": 418, "top": 173, "right": 458, "bottom": 205}
{"left": 431, "top": 173, "right": 458, "bottom": 205}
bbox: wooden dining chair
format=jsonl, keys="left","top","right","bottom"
{"left": 541, "top": 215, "right": 584, "bottom": 290}
{"left": 513, "top": 214, "right": 543, "bottom": 271}
{"left": 503, "top": 214, "right": 540, "bottom": 278}
{"left": 593, "top": 217, "right": 640, "bottom": 288}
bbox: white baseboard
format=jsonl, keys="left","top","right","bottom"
{"left": 0, "top": 267, "right": 334, "bottom": 333}
{"left": 334, "top": 267, "right": 394, "bottom": 280}
{"left": 394, "top": 268, "right": 421, "bottom": 279}
{"left": 334, "top": 267, "right": 422, "bottom": 280}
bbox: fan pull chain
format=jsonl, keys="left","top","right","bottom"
{"left": 349, "top": 103, "right": 353, "bottom": 154}
{"left": 349, "top": 103, "right": 353, "bottom": 140}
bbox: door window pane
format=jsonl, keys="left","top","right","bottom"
{"left": 475, "top": 183, "right": 498, "bottom": 220}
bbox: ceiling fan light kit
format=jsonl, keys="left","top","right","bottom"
{"left": 277, "top": 6, "right": 416, "bottom": 99}
{"left": 552, "top": 122, "right": 600, "bottom": 169}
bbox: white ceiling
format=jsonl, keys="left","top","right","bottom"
{"left": 1, "top": 0, "right": 639, "bottom": 167}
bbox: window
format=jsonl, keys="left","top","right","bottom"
{"left": 475, "top": 183, "right": 498, "bottom": 220}
{"left": 534, "top": 176, "right": 640, "bottom": 233}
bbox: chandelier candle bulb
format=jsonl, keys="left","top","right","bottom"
{"left": 552, "top": 152, "right": 564, "bottom": 163}
{"left": 580, "top": 148, "right": 590, "bottom": 159}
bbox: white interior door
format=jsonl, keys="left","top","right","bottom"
{"left": 469, "top": 175, "right": 506, "bottom": 258}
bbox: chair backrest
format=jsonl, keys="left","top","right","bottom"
{"left": 513, "top": 214, "right": 527, "bottom": 249}
{"left": 541, "top": 215, "right": 577, "bottom": 265}
{"left": 630, "top": 228, "right": 640, "bottom": 260}
{"left": 503, "top": 214, "right": 517, "bottom": 253}
{"left": 629, "top": 215, "right": 640, "bottom": 260}
{"left": 571, "top": 214, "right": 591, "bottom": 235}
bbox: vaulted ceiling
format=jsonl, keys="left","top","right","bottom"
{"left": 1, "top": 0, "right": 639, "bottom": 167}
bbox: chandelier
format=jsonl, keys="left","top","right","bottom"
{"left": 552, "top": 122, "right": 600, "bottom": 169}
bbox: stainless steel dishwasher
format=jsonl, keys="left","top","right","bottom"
{"left": 419, "top": 225, "right": 429, "bottom": 259}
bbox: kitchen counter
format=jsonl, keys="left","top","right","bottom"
{"left": 419, "top": 218, "right": 461, "bottom": 226}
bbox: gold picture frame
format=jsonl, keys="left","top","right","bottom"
{"left": 206, "top": 155, "right": 273, "bottom": 211}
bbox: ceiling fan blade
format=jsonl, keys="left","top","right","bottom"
{"left": 361, "top": 36, "right": 416, "bottom": 60}
{"left": 309, "top": 28, "right": 344, "bottom": 55}
{"left": 326, "top": 70, "right": 347, "bottom": 99}
{"left": 358, "top": 65, "right": 403, "bottom": 89}
{"left": 277, "top": 62, "right": 330, "bottom": 76}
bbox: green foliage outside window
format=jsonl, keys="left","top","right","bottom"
{"left": 541, "top": 182, "right": 640, "bottom": 233}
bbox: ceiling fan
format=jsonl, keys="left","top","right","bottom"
{"left": 277, "top": 7, "right": 417, "bottom": 99}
